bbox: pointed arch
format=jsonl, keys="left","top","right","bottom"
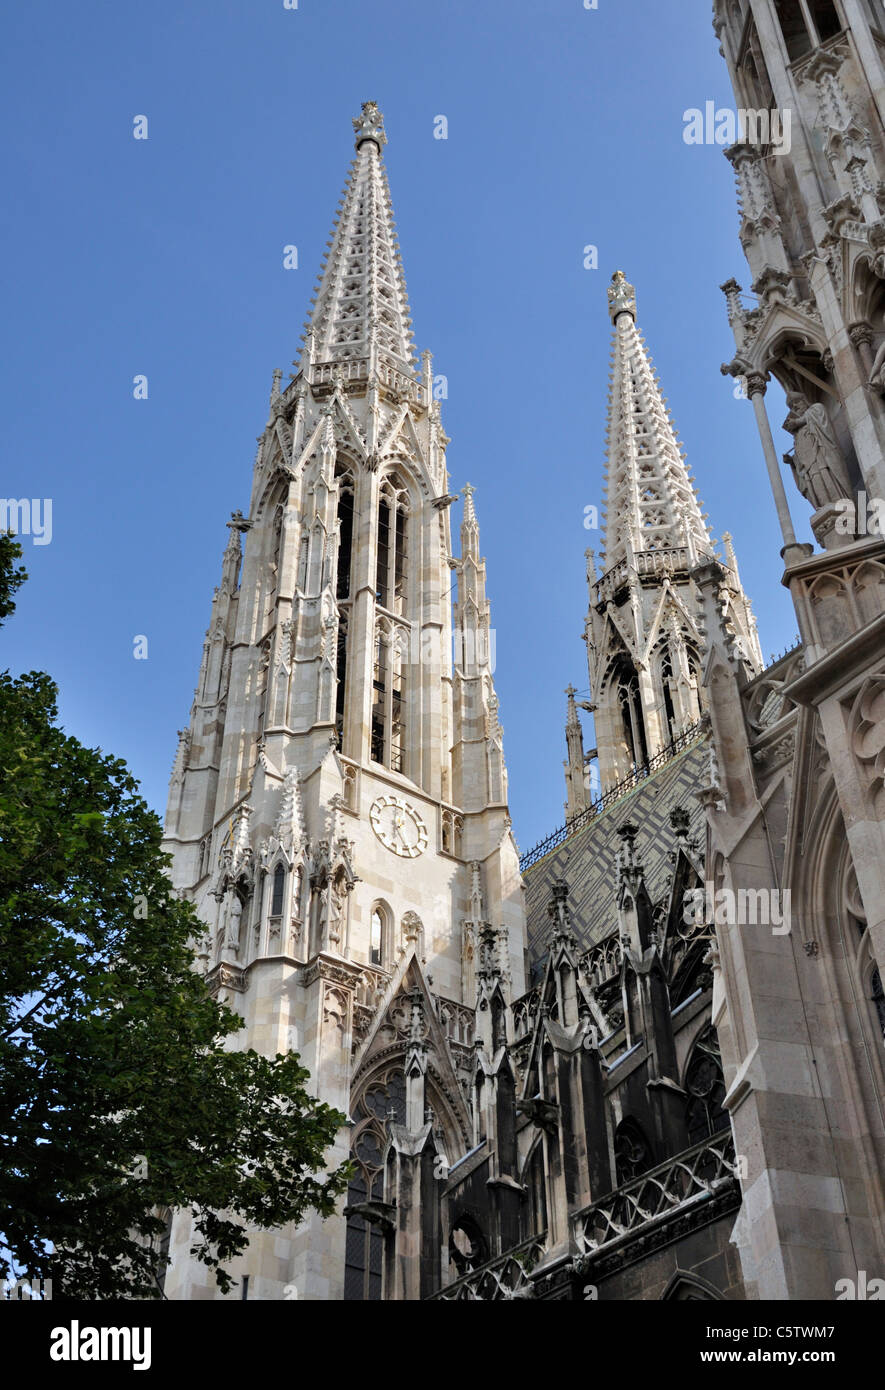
{"left": 376, "top": 469, "right": 412, "bottom": 618}
{"left": 607, "top": 653, "right": 648, "bottom": 772}
{"left": 520, "top": 1131, "right": 548, "bottom": 1238}
{"left": 369, "top": 900, "right": 393, "bottom": 969}
{"left": 371, "top": 618, "right": 409, "bottom": 774}
{"left": 661, "top": 1270, "right": 723, "bottom": 1301}
{"left": 344, "top": 1062, "right": 406, "bottom": 1302}
{"left": 613, "top": 1117, "right": 655, "bottom": 1185}
{"left": 335, "top": 610, "right": 349, "bottom": 749}
{"left": 684, "top": 1024, "right": 728, "bottom": 1144}
{"left": 335, "top": 459, "right": 355, "bottom": 600}
{"left": 344, "top": 1036, "right": 466, "bottom": 1301}
{"left": 271, "top": 861, "right": 286, "bottom": 918}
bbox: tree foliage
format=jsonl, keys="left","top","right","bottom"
{"left": 0, "top": 536, "right": 351, "bottom": 1298}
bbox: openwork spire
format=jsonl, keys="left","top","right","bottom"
{"left": 299, "top": 102, "right": 417, "bottom": 383}
{"left": 601, "top": 273, "right": 711, "bottom": 575}
{"left": 460, "top": 482, "right": 480, "bottom": 559}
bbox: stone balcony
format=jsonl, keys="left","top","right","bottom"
{"left": 595, "top": 546, "right": 700, "bottom": 606}
{"left": 426, "top": 1132, "right": 740, "bottom": 1300}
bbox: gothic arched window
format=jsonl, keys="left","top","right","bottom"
{"left": 265, "top": 502, "right": 285, "bottom": 626}
{"left": 738, "top": 16, "right": 775, "bottom": 110}
{"left": 335, "top": 614, "right": 349, "bottom": 747}
{"left": 614, "top": 1118, "right": 654, "bottom": 1186}
{"left": 808, "top": 0, "right": 842, "bottom": 43}
{"left": 774, "top": 0, "right": 814, "bottom": 59}
{"left": 614, "top": 656, "right": 648, "bottom": 772}
{"left": 685, "top": 1026, "right": 729, "bottom": 1145}
{"left": 369, "top": 902, "right": 391, "bottom": 968}
{"left": 335, "top": 467, "right": 354, "bottom": 600}
{"left": 376, "top": 475, "right": 409, "bottom": 617}
{"left": 660, "top": 646, "right": 677, "bottom": 745}
{"left": 297, "top": 532, "right": 309, "bottom": 591}
{"left": 271, "top": 863, "right": 285, "bottom": 919}
{"left": 390, "top": 630, "right": 406, "bottom": 774}
{"left": 662, "top": 1272, "right": 721, "bottom": 1301}
{"left": 344, "top": 1067, "right": 407, "bottom": 1301}
{"left": 256, "top": 637, "right": 271, "bottom": 743}
{"left": 370, "top": 909, "right": 383, "bottom": 967}
{"left": 293, "top": 866, "right": 303, "bottom": 927}
{"left": 774, "top": 0, "right": 840, "bottom": 58}
{"left": 371, "top": 626, "right": 388, "bottom": 764}
{"left": 370, "top": 622, "right": 408, "bottom": 774}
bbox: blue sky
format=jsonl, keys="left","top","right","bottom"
{"left": 1, "top": 0, "right": 804, "bottom": 856}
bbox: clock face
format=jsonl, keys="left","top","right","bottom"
{"left": 370, "top": 795, "right": 428, "bottom": 859}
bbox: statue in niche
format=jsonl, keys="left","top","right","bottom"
{"left": 782, "top": 392, "right": 853, "bottom": 509}
{"left": 226, "top": 889, "right": 244, "bottom": 954}
{"left": 869, "top": 327, "right": 885, "bottom": 393}
{"left": 328, "top": 876, "right": 343, "bottom": 947}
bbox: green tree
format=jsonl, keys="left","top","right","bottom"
{"left": 0, "top": 535, "right": 351, "bottom": 1298}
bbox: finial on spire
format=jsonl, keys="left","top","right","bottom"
{"left": 608, "top": 270, "right": 637, "bottom": 323}
{"left": 547, "top": 882, "right": 576, "bottom": 948}
{"left": 353, "top": 101, "right": 387, "bottom": 151}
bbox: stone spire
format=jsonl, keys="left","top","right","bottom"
{"left": 274, "top": 764, "right": 305, "bottom": 855}
{"left": 460, "top": 481, "right": 480, "bottom": 558}
{"left": 451, "top": 485, "right": 508, "bottom": 810}
{"left": 601, "top": 272, "right": 711, "bottom": 574}
{"left": 160, "top": 100, "right": 529, "bottom": 1304}
{"left": 585, "top": 273, "right": 760, "bottom": 793}
{"left": 564, "top": 685, "right": 589, "bottom": 821}
{"left": 298, "top": 102, "right": 417, "bottom": 383}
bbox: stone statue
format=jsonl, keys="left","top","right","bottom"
{"left": 869, "top": 329, "right": 885, "bottom": 393}
{"left": 782, "top": 392, "right": 852, "bottom": 509}
{"left": 327, "top": 877, "right": 343, "bottom": 945}
{"left": 226, "top": 890, "right": 243, "bottom": 954}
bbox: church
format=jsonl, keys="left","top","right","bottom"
{"left": 159, "top": 0, "right": 885, "bottom": 1300}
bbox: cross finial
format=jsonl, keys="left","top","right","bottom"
{"left": 608, "top": 270, "right": 637, "bottom": 323}
{"left": 353, "top": 101, "right": 387, "bottom": 151}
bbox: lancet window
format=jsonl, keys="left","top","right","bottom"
{"left": 376, "top": 474, "right": 409, "bottom": 617}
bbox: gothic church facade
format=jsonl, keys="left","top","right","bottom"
{"left": 161, "top": 0, "right": 885, "bottom": 1301}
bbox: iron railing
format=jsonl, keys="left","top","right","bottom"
{"left": 429, "top": 1233, "right": 548, "bottom": 1301}
{"left": 519, "top": 719, "right": 708, "bottom": 872}
{"left": 571, "top": 1131, "right": 738, "bottom": 1256}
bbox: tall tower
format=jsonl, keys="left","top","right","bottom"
{"left": 161, "top": 103, "right": 526, "bottom": 1301}
{"left": 716, "top": 0, "right": 885, "bottom": 549}
{"left": 574, "top": 272, "right": 761, "bottom": 802}
{"left": 707, "top": 0, "right": 885, "bottom": 1299}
